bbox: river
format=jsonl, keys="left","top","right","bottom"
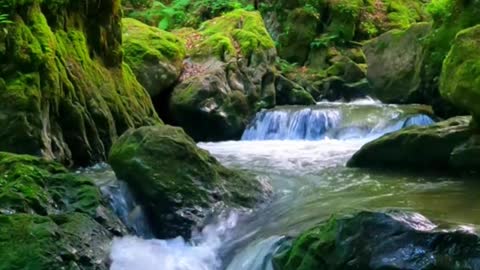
{"left": 86, "top": 100, "right": 479, "bottom": 270}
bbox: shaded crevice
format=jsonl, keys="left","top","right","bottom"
{"left": 152, "top": 87, "right": 176, "bottom": 126}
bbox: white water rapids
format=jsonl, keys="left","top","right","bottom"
{"left": 99, "top": 101, "right": 480, "bottom": 270}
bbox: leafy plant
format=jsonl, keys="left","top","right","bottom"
{"left": 0, "top": 13, "right": 12, "bottom": 25}
{"left": 310, "top": 34, "right": 339, "bottom": 49}
{"left": 425, "top": 0, "right": 452, "bottom": 21}
{"left": 276, "top": 58, "right": 299, "bottom": 74}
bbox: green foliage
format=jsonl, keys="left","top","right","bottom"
{"left": 425, "top": 0, "right": 452, "bottom": 21}
{"left": 0, "top": 13, "right": 12, "bottom": 25}
{"left": 125, "top": 0, "right": 249, "bottom": 30}
{"left": 124, "top": 0, "right": 154, "bottom": 9}
{"left": 276, "top": 58, "right": 299, "bottom": 73}
{"left": 310, "top": 34, "right": 338, "bottom": 48}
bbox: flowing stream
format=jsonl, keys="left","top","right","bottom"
{"left": 90, "top": 100, "right": 480, "bottom": 270}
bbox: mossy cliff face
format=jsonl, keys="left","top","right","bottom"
{"left": 0, "top": 152, "right": 124, "bottom": 269}
{"left": 0, "top": 0, "right": 160, "bottom": 166}
{"left": 440, "top": 25, "right": 480, "bottom": 123}
{"left": 109, "top": 125, "right": 270, "bottom": 238}
{"left": 122, "top": 18, "right": 186, "bottom": 97}
{"left": 273, "top": 211, "right": 480, "bottom": 270}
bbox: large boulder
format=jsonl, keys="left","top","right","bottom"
{"left": 122, "top": 18, "right": 185, "bottom": 97}
{"left": 420, "top": 0, "right": 480, "bottom": 118}
{"left": 169, "top": 10, "right": 277, "bottom": 141}
{"left": 0, "top": 213, "right": 113, "bottom": 270}
{"left": 109, "top": 125, "right": 269, "bottom": 238}
{"left": 0, "top": 1, "right": 160, "bottom": 166}
{"left": 274, "top": 211, "right": 480, "bottom": 270}
{"left": 347, "top": 116, "right": 474, "bottom": 171}
{"left": 364, "top": 23, "right": 431, "bottom": 103}
{"left": 275, "top": 75, "right": 316, "bottom": 106}
{"left": 0, "top": 152, "right": 124, "bottom": 269}
{"left": 440, "top": 25, "right": 480, "bottom": 123}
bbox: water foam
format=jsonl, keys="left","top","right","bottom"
{"left": 110, "top": 212, "right": 239, "bottom": 270}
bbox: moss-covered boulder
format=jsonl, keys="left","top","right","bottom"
{"left": 0, "top": 152, "right": 124, "bottom": 269}
{"left": 122, "top": 18, "right": 186, "bottom": 97}
{"left": 274, "top": 211, "right": 480, "bottom": 270}
{"left": 277, "top": 7, "right": 320, "bottom": 64}
{"left": 0, "top": 213, "right": 113, "bottom": 269}
{"left": 347, "top": 116, "right": 474, "bottom": 171}
{"left": 0, "top": 1, "right": 160, "bottom": 166}
{"left": 440, "top": 25, "right": 480, "bottom": 123}
{"left": 364, "top": 22, "right": 431, "bottom": 103}
{"left": 109, "top": 125, "right": 269, "bottom": 238}
{"left": 169, "top": 10, "right": 277, "bottom": 141}
{"left": 275, "top": 75, "right": 316, "bottom": 106}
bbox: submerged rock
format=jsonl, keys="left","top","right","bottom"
{"left": 347, "top": 116, "right": 474, "bottom": 171}
{"left": 0, "top": 152, "right": 123, "bottom": 269}
{"left": 274, "top": 211, "right": 480, "bottom": 270}
{"left": 0, "top": 1, "right": 160, "bottom": 166}
{"left": 109, "top": 125, "right": 269, "bottom": 238}
{"left": 364, "top": 23, "right": 431, "bottom": 103}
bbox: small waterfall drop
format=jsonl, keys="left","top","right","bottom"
{"left": 242, "top": 101, "right": 435, "bottom": 141}
{"left": 110, "top": 212, "right": 240, "bottom": 270}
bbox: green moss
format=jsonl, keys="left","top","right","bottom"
{"left": 192, "top": 9, "right": 275, "bottom": 60}
{"left": 440, "top": 25, "right": 480, "bottom": 122}
{"left": 0, "top": 0, "right": 160, "bottom": 166}
{"left": 278, "top": 7, "right": 320, "bottom": 63}
{"left": 0, "top": 152, "right": 102, "bottom": 216}
{"left": 109, "top": 125, "right": 265, "bottom": 238}
{"left": 422, "top": 0, "right": 480, "bottom": 103}
{"left": 123, "top": 18, "right": 186, "bottom": 63}
{"left": 0, "top": 213, "right": 112, "bottom": 269}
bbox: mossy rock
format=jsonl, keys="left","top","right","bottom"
{"left": 275, "top": 75, "right": 316, "bottom": 106}
{"left": 364, "top": 22, "right": 431, "bottom": 103}
{"left": 0, "top": 152, "right": 99, "bottom": 215}
{"left": 109, "top": 125, "right": 269, "bottom": 238}
{"left": 0, "top": 0, "right": 160, "bottom": 166}
{"left": 169, "top": 10, "right": 277, "bottom": 141}
{"left": 122, "top": 18, "right": 186, "bottom": 98}
{"left": 347, "top": 116, "right": 473, "bottom": 171}
{"left": 0, "top": 213, "right": 113, "bottom": 269}
{"left": 170, "top": 60, "right": 259, "bottom": 141}
{"left": 420, "top": 0, "right": 480, "bottom": 117}
{"left": 185, "top": 9, "right": 276, "bottom": 61}
{"left": 277, "top": 7, "right": 320, "bottom": 64}
{"left": 440, "top": 25, "right": 480, "bottom": 123}
{"left": 273, "top": 211, "right": 480, "bottom": 270}
{"left": 0, "top": 151, "right": 125, "bottom": 269}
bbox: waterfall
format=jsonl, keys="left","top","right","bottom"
{"left": 242, "top": 102, "right": 435, "bottom": 141}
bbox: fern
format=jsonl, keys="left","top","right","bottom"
{"left": 0, "top": 14, "right": 12, "bottom": 25}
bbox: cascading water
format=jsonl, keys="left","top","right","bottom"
{"left": 91, "top": 99, "right": 480, "bottom": 270}
{"left": 242, "top": 101, "right": 435, "bottom": 141}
